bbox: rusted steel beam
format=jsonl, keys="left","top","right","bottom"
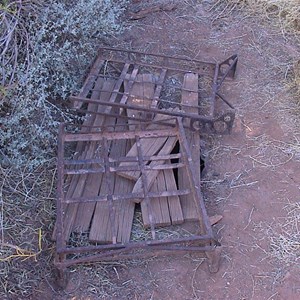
{"left": 56, "top": 234, "right": 216, "bottom": 255}
{"left": 70, "top": 95, "right": 212, "bottom": 122}
{"left": 176, "top": 118, "right": 213, "bottom": 237}
{"left": 54, "top": 245, "right": 216, "bottom": 268}
{"left": 98, "top": 46, "right": 217, "bottom": 75}
{"left": 63, "top": 153, "right": 182, "bottom": 166}
{"left": 64, "top": 189, "right": 191, "bottom": 204}
{"left": 63, "top": 127, "right": 176, "bottom": 142}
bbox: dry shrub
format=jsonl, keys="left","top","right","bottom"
{"left": 214, "top": 0, "right": 300, "bottom": 108}
{"left": 270, "top": 201, "right": 300, "bottom": 264}
{"left": 212, "top": 0, "right": 300, "bottom": 36}
{"left": 290, "top": 60, "right": 300, "bottom": 107}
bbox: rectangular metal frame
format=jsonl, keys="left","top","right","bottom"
{"left": 71, "top": 47, "right": 238, "bottom": 134}
{"left": 54, "top": 118, "right": 219, "bottom": 271}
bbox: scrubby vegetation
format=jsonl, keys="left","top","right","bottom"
{"left": 1, "top": 0, "right": 127, "bottom": 167}
{"left": 1, "top": 0, "right": 127, "bottom": 297}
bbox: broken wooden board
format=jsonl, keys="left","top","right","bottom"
{"left": 131, "top": 135, "right": 178, "bottom": 200}
{"left": 89, "top": 125, "right": 135, "bottom": 243}
{"left": 69, "top": 79, "right": 118, "bottom": 234}
{"left": 125, "top": 73, "right": 156, "bottom": 131}
{"left": 118, "top": 113, "right": 176, "bottom": 181}
{"left": 178, "top": 73, "right": 201, "bottom": 221}
{"left": 163, "top": 167, "right": 184, "bottom": 225}
{"left": 53, "top": 77, "right": 106, "bottom": 241}
{"left": 141, "top": 170, "right": 171, "bottom": 227}
{"left": 141, "top": 167, "right": 184, "bottom": 227}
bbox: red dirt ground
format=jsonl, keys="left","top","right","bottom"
{"left": 35, "top": 1, "right": 300, "bottom": 299}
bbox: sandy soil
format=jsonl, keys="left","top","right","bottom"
{"left": 34, "top": 1, "right": 300, "bottom": 299}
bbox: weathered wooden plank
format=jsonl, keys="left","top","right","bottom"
{"left": 163, "top": 168, "right": 184, "bottom": 225}
{"left": 131, "top": 135, "right": 178, "bottom": 199}
{"left": 118, "top": 113, "right": 176, "bottom": 180}
{"left": 125, "top": 74, "right": 156, "bottom": 131}
{"left": 178, "top": 73, "right": 200, "bottom": 220}
{"left": 71, "top": 79, "right": 118, "bottom": 233}
{"left": 142, "top": 170, "right": 171, "bottom": 227}
{"left": 89, "top": 126, "right": 135, "bottom": 243}
{"left": 112, "top": 137, "right": 135, "bottom": 243}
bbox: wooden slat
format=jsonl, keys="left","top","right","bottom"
{"left": 125, "top": 74, "right": 156, "bottom": 131}
{"left": 178, "top": 73, "right": 200, "bottom": 220}
{"left": 141, "top": 164, "right": 184, "bottom": 227}
{"left": 114, "top": 174, "right": 135, "bottom": 243}
{"left": 89, "top": 123, "right": 135, "bottom": 243}
{"left": 58, "top": 77, "right": 106, "bottom": 241}
{"left": 132, "top": 136, "right": 178, "bottom": 198}
{"left": 118, "top": 113, "right": 176, "bottom": 180}
{"left": 163, "top": 168, "right": 184, "bottom": 225}
{"left": 142, "top": 170, "right": 171, "bottom": 227}
{"left": 71, "top": 79, "right": 117, "bottom": 233}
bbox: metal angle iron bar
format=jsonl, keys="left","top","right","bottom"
{"left": 176, "top": 118, "right": 214, "bottom": 238}
{"left": 57, "top": 234, "right": 215, "bottom": 255}
{"left": 210, "top": 62, "right": 219, "bottom": 117}
{"left": 216, "top": 92, "right": 235, "bottom": 109}
{"left": 217, "top": 56, "right": 238, "bottom": 88}
{"left": 63, "top": 127, "right": 178, "bottom": 142}
{"left": 70, "top": 96, "right": 216, "bottom": 128}
{"left": 65, "top": 162, "right": 185, "bottom": 176}
{"left": 70, "top": 95, "right": 212, "bottom": 120}
{"left": 98, "top": 46, "right": 216, "bottom": 66}
{"left": 55, "top": 245, "right": 217, "bottom": 268}
{"left": 98, "top": 58, "right": 215, "bottom": 77}
{"left": 64, "top": 189, "right": 190, "bottom": 204}
{"left": 64, "top": 153, "right": 182, "bottom": 166}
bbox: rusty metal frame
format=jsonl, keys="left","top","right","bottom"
{"left": 71, "top": 47, "right": 238, "bottom": 134}
{"left": 53, "top": 47, "right": 239, "bottom": 285}
{"left": 54, "top": 118, "right": 220, "bottom": 282}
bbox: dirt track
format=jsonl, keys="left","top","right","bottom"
{"left": 35, "top": 1, "right": 300, "bottom": 299}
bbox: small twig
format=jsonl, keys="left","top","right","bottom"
{"left": 248, "top": 154, "right": 294, "bottom": 168}
{"left": 230, "top": 181, "right": 258, "bottom": 189}
{"left": 267, "top": 292, "right": 278, "bottom": 300}
{"left": 244, "top": 206, "right": 255, "bottom": 230}
{"left": 191, "top": 259, "right": 205, "bottom": 299}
